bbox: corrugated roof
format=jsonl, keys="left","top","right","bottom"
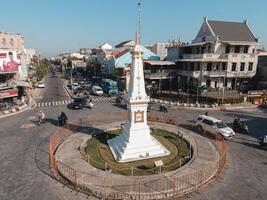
{"left": 115, "top": 40, "right": 134, "bottom": 48}
{"left": 144, "top": 60, "right": 175, "bottom": 65}
{"left": 208, "top": 20, "right": 257, "bottom": 42}
{"left": 113, "top": 49, "right": 129, "bottom": 59}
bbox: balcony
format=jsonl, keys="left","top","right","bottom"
{"left": 182, "top": 53, "right": 256, "bottom": 61}
{"left": 202, "top": 71, "right": 226, "bottom": 77}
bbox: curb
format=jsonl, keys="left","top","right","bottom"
{"left": 0, "top": 104, "right": 31, "bottom": 119}
{"left": 63, "top": 80, "right": 73, "bottom": 99}
{"left": 150, "top": 98, "right": 219, "bottom": 110}
{"left": 150, "top": 98, "right": 259, "bottom": 111}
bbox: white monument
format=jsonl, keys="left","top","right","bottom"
{"left": 108, "top": 3, "right": 170, "bottom": 163}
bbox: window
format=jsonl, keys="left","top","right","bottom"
{"left": 222, "top": 63, "right": 226, "bottom": 71}
{"left": 225, "top": 46, "right": 230, "bottom": 53}
{"left": 244, "top": 46, "right": 248, "bottom": 53}
{"left": 202, "top": 119, "right": 214, "bottom": 126}
{"left": 234, "top": 46, "right": 240, "bottom": 53}
{"left": 196, "top": 63, "right": 200, "bottom": 71}
{"left": 1, "top": 38, "right": 6, "bottom": 45}
{"left": 240, "top": 63, "right": 245, "bottom": 71}
{"left": 252, "top": 49, "right": 255, "bottom": 53}
{"left": 196, "top": 47, "right": 199, "bottom": 54}
{"left": 207, "top": 63, "right": 212, "bottom": 71}
{"left": 232, "top": 63, "right": 237, "bottom": 71}
{"left": 248, "top": 62, "right": 253, "bottom": 71}
{"left": 10, "top": 38, "right": 14, "bottom": 45}
{"left": 202, "top": 37, "right": 206, "bottom": 42}
{"left": 190, "top": 63, "right": 194, "bottom": 71}
{"left": 208, "top": 46, "right": 211, "bottom": 53}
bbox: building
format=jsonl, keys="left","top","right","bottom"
{"left": 112, "top": 45, "right": 160, "bottom": 77}
{"left": 172, "top": 18, "right": 258, "bottom": 92}
{"left": 0, "top": 32, "right": 24, "bottom": 50}
{"left": 99, "top": 43, "right": 112, "bottom": 50}
{"left": 254, "top": 50, "right": 267, "bottom": 89}
{"left": 80, "top": 48, "right": 92, "bottom": 55}
{"left": 115, "top": 40, "right": 135, "bottom": 50}
{"left": 0, "top": 50, "right": 20, "bottom": 110}
{"left": 150, "top": 42, "right": 169, "bottom": 60}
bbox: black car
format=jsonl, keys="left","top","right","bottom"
{"left": 72, "top": 96, "right": 87, "bottom": 109}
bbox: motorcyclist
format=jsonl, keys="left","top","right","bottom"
{"left": 37, "top": 111, "right": 45, "bottom": 125}
{"left": 87, "top": 97, "right": 94, "bottom": 108}
{"left": 233, "top": 117, "right": 240, "bottom": 131}
{"left": 58, "top": 112, "right": 68, "bottom": 125}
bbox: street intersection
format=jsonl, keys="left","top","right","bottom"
{"left": 0, "top": 74, "right": 267, "bottom": 200}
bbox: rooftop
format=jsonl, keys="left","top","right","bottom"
{"left": 207, "top": 20, "right": 257, "bottom": 42}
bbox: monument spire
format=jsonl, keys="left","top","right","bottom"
{"left": 136, "top": 2, "right": 141, "bottom": 45}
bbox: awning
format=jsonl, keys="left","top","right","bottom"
{"left": 15, "top": 80, "right": 31, "bottom": 87}
{"left": 144, "top": 60, "right": 175, "bottom": 66}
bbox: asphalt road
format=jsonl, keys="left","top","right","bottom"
{"left": 37, "top": 74, "right": 70, "bottom": 103}
{"left": 0, "top": 72, "right": 267, "bottom": 200}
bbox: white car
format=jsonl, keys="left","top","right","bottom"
{"left": 71, "top": 83, "right": 80, "bottom": 90}
{"left": 37, "top": 82, "right": 45, "bottom": 88}
{"left": 196, "top": 115, "right": 235, "bottom": 139}
{"left": 91, "top": 86, "right": 103, "bottom": 96}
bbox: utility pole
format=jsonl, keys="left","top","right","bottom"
{"left": 217, "top": 61, "right": 222, "bottom": 104}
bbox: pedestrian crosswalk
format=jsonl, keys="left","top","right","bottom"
{"left": 33, "top": 96, "right": 116, "bottom": 108}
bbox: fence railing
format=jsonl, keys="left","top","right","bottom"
{"left": 49, "top": 115, "right": 227, "bottom": 199}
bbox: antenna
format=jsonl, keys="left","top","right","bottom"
{"left": 136, "top": 2, "right": 141, "bottom": 45}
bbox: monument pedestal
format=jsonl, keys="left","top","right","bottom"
{"left": 107, "top": 123, "right": 170, "bottom": 163}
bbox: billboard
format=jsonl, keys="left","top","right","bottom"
{"left": 0, "top": 50, "right": 19, "bottom": 72}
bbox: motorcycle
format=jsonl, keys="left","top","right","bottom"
{"left": 233, "top": 119, "right": 249, "bottom": 134}
{"left": 258, "top": 135, "right": 267, "bottom": 149}
{"left": 159, "top": 105, "right": 168, "bottom": 112}
{"left": 58, "top": 113, "right": 68, "bottom": 126}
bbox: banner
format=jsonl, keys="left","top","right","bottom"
{"left": 0, "top": 50, "right": 19, "bottom": 72}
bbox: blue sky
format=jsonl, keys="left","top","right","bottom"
{"left": 1, "top": 0, "right": 266, "bottom": 57}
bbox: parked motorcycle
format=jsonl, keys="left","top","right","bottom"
{"left": 233, "top": 118, "right": 249, "bottom": 134}
{"left": 258, "top": 135, "right": 267, "bottom": 149}
{"left": 159, "top": 104, "right": 168, "bottom": 112}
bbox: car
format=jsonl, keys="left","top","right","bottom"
{"left": 71, "top": 83, "right": 80, "bottom": 90}
{"left": 84, "top": 81, "right": 92, "bottom": 89}
{"left": 91, "top": 85, "right": 103, "bottom": 96}
{"left": 196, "top": 115, "right": 235, "bottom": 139}
{"left": 71, "top": 96, "right": 87, "bottom": 109}
{"left": 37, "top": 82, "right": 45, "bottom": 88}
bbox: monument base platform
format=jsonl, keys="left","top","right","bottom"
{"left": 107, "top": 129, "right": 170, "bottom": 163}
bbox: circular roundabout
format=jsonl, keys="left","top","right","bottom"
{"left": 50, "top": 119, "right": 225, "bottom": 200}
{"left": 83, "top": 127, "right": 191, "bottom": 176}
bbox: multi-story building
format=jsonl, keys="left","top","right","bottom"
{"left": 150, "top": 42, "right": 169, "bottom": 60}
{"left": 172, "top": 18, "right": 258, "bottom": 92}
{"left": 254, "top": 50, "right": 267, "bottom": 89}
{"left": 0, "top": 32, "right": 24, "bottom": 50}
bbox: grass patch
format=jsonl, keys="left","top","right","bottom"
{"left": 85, "top": 128, "right": 191, "bottom": 176}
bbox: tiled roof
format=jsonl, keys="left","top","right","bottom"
{"left": 208, "top": 20, "right": 257, "bottom": 42}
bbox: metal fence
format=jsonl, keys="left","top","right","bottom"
{"left": 49, "top": 115, "right": 227, "bottom": 199}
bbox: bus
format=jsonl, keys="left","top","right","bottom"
{"left": 100, "top": 79, "right": 118, "bottom": 95}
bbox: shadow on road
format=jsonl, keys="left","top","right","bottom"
{"left": 112, "top": 103, "right": 127, "bottom": 110}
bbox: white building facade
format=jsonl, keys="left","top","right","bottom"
{"left": 174, "top": 18, "right": 258, "bottom": 91}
